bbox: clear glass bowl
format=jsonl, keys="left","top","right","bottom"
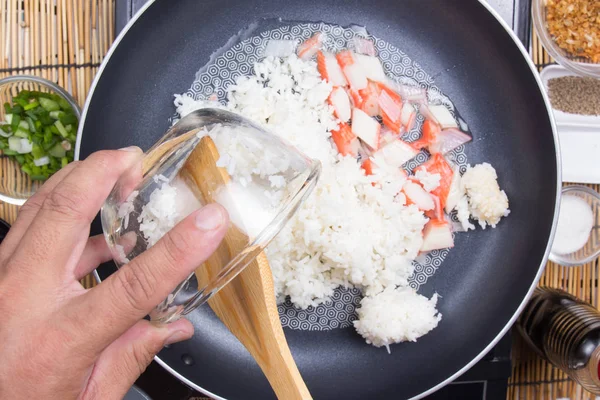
{"left": 101, "top": 108, "right": 321, "bottom": 323}
{"left": 549, "top": 185, "right": 600, "bottom": 267}
{"left": 0, "top": 75, "right": 81, "bottom": 205}
{"left": 532, "top": 0, "right": 600, "bottom": 78}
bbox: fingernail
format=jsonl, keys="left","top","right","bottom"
{"left": 165, "top": 330, "right": 191, "bottom": 346}
{"left": 119, "top": 146, "right": 142, "bottom": 153}
{"left": 195, "top": 204, "right": 225, "bottom": 231}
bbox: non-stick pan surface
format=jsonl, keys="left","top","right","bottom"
{"left": 79, "top": 1, "right": 559, "bottom": 398}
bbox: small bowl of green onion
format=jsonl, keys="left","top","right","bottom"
{"left": 0, "top": 75, "right": 80, "bottom": 205}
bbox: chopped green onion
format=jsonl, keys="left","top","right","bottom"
{"left": 14, "top": 128, "right": 29, "bottom": 138}
{"left": 26, "top": 117, "right": 35, "bottom": 132}
{"left": 3, "top": 89, "right": 78, "bottom": 181}
{"left": 49, "top": 143, "right": 66, "bottom": 158}
{"left": 39, "top": 97, "right": 60, "bottom": 112}
{"left": 54, "top": 120, "right": 68, "bottom": 138}
{"left": 10, "top": 114, "right": 20, "bottom": 132}
{"left": 57, "top": 97, "right": 71, "bottom": 111}
{"left": 34, "top": 156, "right": 50, "bottom": 167}
{"left": 59, "top": 113, "right": 78, "bottom": 125}
{"left": 49, "top": 110, "right": 65, "bottom": 120}
{"left": 26, "top": 110, "right": 38, "bottom": 121}
{"left": 23, "top": 101, "right": 39, "bottom": 111}
{"left": 32, "top": 145, "right": 45, "bottom": 159}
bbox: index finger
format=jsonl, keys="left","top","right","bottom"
{"left": 69, "top": 203, "right": 228, "bottom": 352}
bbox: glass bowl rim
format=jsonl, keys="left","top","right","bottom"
{"left": 549, "top": 184, "right": 600, "bottom": 266}
{"left": 0, "top": 75, "right": 81, "bottom": 206}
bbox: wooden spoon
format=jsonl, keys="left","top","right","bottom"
{"left": 179, "top": 136, "right": 312, "bottom": 400}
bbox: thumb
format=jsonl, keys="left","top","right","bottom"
{"left": 81, "top": 319, "right": 194, "bottom": 399}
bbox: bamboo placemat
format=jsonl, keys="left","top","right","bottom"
{"left": 507, "top": 31, "right": 600, "bottom": 400}
{"left": 1, "top": 3, "right": 599, "bottom": 400}
{"left": 0, "top": 0, "right": 114, "bottom": 288}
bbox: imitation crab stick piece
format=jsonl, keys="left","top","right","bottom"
{"left": 416, "top": 153, "right": 454, "bottom": 210}
{"left": 354, "top": 53, "right": 386, "bottom": 82}
{"left": 413, "top": 118, "right": 471, "bottom": 155}
{"left": 336, "top": 50, "right": 355, "bottom": 68}
{"left": 420, "top": 219, "right": 454, "bottom": 252}
{"left": 411, "top": 119, "right": 441, "bottom": 151}
{"left": 400, "top": 103, "right": 417, "bottom": 132}
{"left": 331, "top": 122, "right": 359, "bottom": 156}
{"left": 358, "top": 81, "right": 381, "bottom": 117}
{"left": 337, "top": 50, "right": 368, "bottom": 90}
{"left": 428, "top": 105, "right": 458, "bottom": 129}
{"left": 361, "top": 158, "right": 374, "bottom": 176}
{"left": 376, "top": 82, "right": 404, "bottom": 133}
{"left": 402, "top": 181, "right": 435, "bottom": 211}
{"left": 297, "top": 33, "right": 323, "bottom": 60}
{"left": 374, "top": 139, "right": 418, "bottom": 168}
{"left": 430, "top": 128, "right": 472, "bottom": 155}
{"left": 348, "top": 88, "right": 363, "bottom": 108}
{"left": 317, "top": 51, "right": 347, "bottom": 87}
{"left": 352, "top": 37, "right": 376, "bottom": 56}
{"left": 378, "top": 88, "right": 401, "bottom": 122}
{"left": 352, "top": 108, "right": 381, "bottom": 150}
{"left": 329, "top": 87, "right": 352, "bottom": 122}
{"left": 425, "top": 194, "right": 443, "bottom": 221}
{"left": 381, "top": 113, "right": 402, "bottom": 134}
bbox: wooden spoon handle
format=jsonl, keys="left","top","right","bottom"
{"left": 180, "top": 137, "right": 312, "bottom": 400}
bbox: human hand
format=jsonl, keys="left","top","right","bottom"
{"left": 0, "top": 148, "right": 229, "bottom": 399}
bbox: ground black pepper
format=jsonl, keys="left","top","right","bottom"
{"left": 548, "top": 76, "right": 600, "bottom": 116}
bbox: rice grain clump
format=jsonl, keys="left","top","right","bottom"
{"left": 414, "top": 169, "right": 441, "bottom": 192}
{"left": 175, "top": 55, "right": 439, "bottom": 345}
{"left": 138, "top": 178, "right": 201, "bottom": 247}
{"left": 460, "top": 163, "right": 510, "bottom": 229}
{"left": 354, "top": 287, "right": 442, "bottom": 352}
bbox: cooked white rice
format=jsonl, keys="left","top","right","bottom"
{"left": 174, "top": 55, "right": 439, "bottom": 346}
{"left": 353, "top": 287, "right": 441, "bottom": 351}
{"left": 414, "top": 170, "right": 441, "bottom": 193}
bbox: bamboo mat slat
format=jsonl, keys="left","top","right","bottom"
{"left": 0, "top": 0, "right": 113, "bottom": 290}
{"left": 508, "top": 31, "right": 600, "bottom": 400}
{"left": 1, "top": 3, "right": 599, "bottom": 400}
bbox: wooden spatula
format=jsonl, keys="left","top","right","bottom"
{"left": 179, "top": 136, "right": 312, "bottom": 400}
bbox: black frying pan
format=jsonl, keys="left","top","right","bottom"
{"left": 78, "top": 0, "right": 560, "bottom": 398}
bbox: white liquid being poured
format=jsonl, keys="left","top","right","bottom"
{"left": 551, "top": 195, "right": 594, "bottom": 255}
{"left": 215, "top": 181, "right": 276, "bottom": 240}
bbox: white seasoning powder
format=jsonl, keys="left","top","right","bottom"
{"left": 551, "top": 195, "right": 594, "bottom": 256}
